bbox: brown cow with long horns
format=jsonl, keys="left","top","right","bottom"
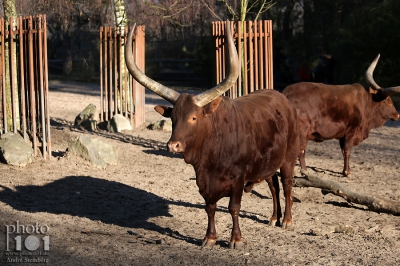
{"left": 125, "top": 22, "right": 300, "bottom": 248}
{"left": 283, "top": 55, "right": 400, "bottom": 177}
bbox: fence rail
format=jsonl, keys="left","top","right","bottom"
{"left": 0, "top": 15, "right": 50, "bottom": 159}
{"left": 212, "top": 20, "right": 273, "bottom": 98}
{"left": 100, "top": 25, "right": 145, "bottom": 128}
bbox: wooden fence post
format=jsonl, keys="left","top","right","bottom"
{"left": 0, "top": 14, "right": 50, "bottom": 159}
{"left": 212, "top": 20, "right": 274, "bottom": 98}
{"left": 99, "top": 25, "right": 146, "bottom": 128}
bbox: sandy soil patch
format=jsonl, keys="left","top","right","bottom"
{"left": 0, "top": 81, "right": 400, "bottom": 265}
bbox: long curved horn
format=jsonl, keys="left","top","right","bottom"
{"left": 366, "top": 54, "right": 400, "bottom": 96}
{"left": 193, "top": 22, "right": 239, "bottom": 107}
{"left": 125, "top": 24, "right": 180, "bottom": 105}
{"left": 365, "top": 54, "right": 381, "bottom": 90}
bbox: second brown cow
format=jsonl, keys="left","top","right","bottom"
{"left": 283, "top": 55, "right": 400, "bottom": 177}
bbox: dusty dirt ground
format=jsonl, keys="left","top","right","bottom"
{"left": 1, "top": 80, "right": 400, "bottom": 265}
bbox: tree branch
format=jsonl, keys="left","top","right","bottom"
{"left": 254, "top": 0, "right": 276, "bottom": 21}
{"left": 219, "top": 0, "right": 239, "bottom": 20}
{"left": 295, "top": 169, "right": 400, "bottom": 215}
{"left": 199, "top": 0, "right": 223, "bottom": 21}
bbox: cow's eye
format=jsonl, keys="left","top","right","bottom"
{"left": 188, "top": 115, "right": 197, "bottom": 123}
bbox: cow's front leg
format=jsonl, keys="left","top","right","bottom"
{"left": 202, "top": 202, "right": 217, "bottom": 247}
{"left": 339, "top": 137, "right": 352, "bottom": 177}
{"left": 265, "top": 173, "right": 282, "bottom": 226}
{"left": 228, "top": 185, "right": 244, "bottom": 249}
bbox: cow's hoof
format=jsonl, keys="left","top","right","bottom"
{"left": 229, "top": 241, "right": 245, "bottom": 249}
{"left": 282, "top": 221, "right": 293, "bottom": 230}
{"left": 201, "top": 238, "right": 216, "bottom": 248}
{"left": 268, "top": 219, "right": 280, "bottom": 227}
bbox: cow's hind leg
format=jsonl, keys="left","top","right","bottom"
{"left": 339, "top": 137, "right": 353, "bottom": 177}
{"left": 228, "top": 183, "right": 244, "bottom": 249}
{"left": 265, "top": 173, "right": 282, "bottom": 226}
{"left": 280, "top": 164, "right": 294, "bottom": 229}
{"left": 202, "top": 203, "right": 217, "bottom": 247}
{"left": 298, "top": 124, "right": 310, "bottom": 171}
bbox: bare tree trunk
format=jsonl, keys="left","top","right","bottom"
{"left": 112, "top": 0, "right": 129, "bottom": 114}
{"left": 112, "top": 0, "right": 127, "bottom": 28}
{"left": 3, "top": 0, "right": 19, "bottom": 132}
{"left": 295, "top": 170, "right": 400, "bottom": 215}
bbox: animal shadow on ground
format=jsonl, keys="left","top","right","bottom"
{"left": 308, "top": 166, "right": 343, "bottom": 177}
{"left": 0, "top": 176, "right": 198, "bottom": 245}
{"left": 324, "top": 200, "right": 366, "bottom": 211}
{"left": 0, "top": 176, "right": 270, "bottom": 247}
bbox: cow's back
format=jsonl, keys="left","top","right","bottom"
{"left": 283, "top": 82, "right": 368, "bottom": 141}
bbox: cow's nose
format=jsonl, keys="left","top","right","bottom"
{"left": 167, "top": 141, "right": 181, "bottom": 153}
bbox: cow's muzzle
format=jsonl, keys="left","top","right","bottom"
{"left": 391, "top": 113, "right": 400, "bottom": 121}
{"left": 167, "top": 141, "right": 183, "bottom": 153}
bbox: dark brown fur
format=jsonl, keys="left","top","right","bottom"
{"left": 283, "top": 82, "right": 399, "bottom": 176}
{"left": 155, "top": 89, "right": 300, "bottom": 248}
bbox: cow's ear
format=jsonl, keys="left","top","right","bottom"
{"left": 154, "top": 105, "right": 173, "bottom": 118}
{"left": 203, "top": 97, "right": 223, "bottom": 116}
{"left": 369, "top": 87, "right": 378, "bottom": 94}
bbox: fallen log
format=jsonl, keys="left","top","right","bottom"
{"left": 294, "top": 169, "right": 400, "bottom": 215}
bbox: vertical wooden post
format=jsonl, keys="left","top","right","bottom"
{"left": 107, "top": 28, "right": 114, "bottom": 120}
{"left": 9, "top": 18, "right": 17, "bottom": 133}
{"left": 19, "top": 16, "right": 27, "bottom": 141}
{"left": 134, "top": 25, "right": 145, "bottom": 128}
{"left": 28, "top": 16, "right": 37, "bottom": 155}
{"left": 237, "top": 20, "right": 242, "bottom": 98}
{"left": 104, "top": 27, "right": 109, "bottom": 121}
{"left": 0, "top": 18, "right": 3, "bottom": 133}
{"left": 248, "top": 21, "right": 254, "bottom": 94}
{"left": 267, "top": 20, "right": 273, "bottom": 89}
{"left": 118, "top": 27, "right": 125, "bottom": 118}
{"left": 253, "top": 21, "right": 258, "bottom": 92}
{"left": 43, "top": 15, "right": 51, "bottom": 158}
{"left": 122, "top": 28, "right": 129, "bottom": 119}
{"left": 100, "top": 27, "right": 104, "bottom": 122}
{"left": 0, "top": 18, "right": 6, "bottom": 133}
{"left": 243, "top": 21, "right": 248, "bottom": 95}
{"left": 129, "top": 25, "right": 134, "bottom": 127}
{"left": 258, "top": 20, "right": 264, "bottom": 90}
{"left": 113, "top": 27, "right": 118, "bottom": 117}
{"left": 38, "top": 15, "right": 46, "bottom": 159}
